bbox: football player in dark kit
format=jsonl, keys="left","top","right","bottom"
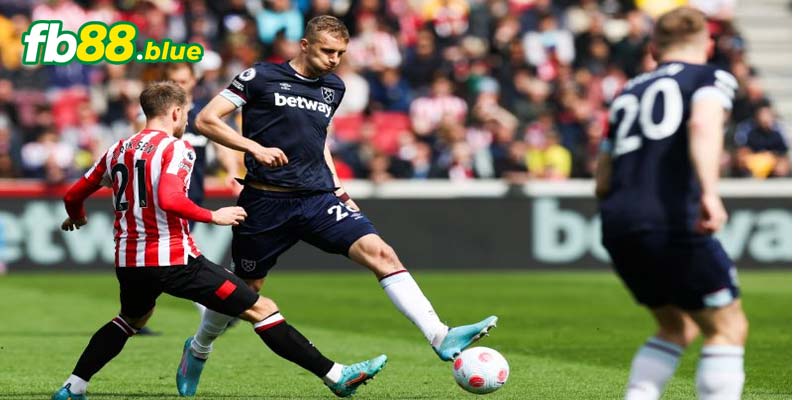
{"left": 176, "top": 15, "right": 498, "bottom": 397}
{"left": 596, "top": 7, "right": 748, "bottom": 400}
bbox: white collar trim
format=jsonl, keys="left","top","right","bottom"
{"left": 294, "top": 73, "right": 319, "bottom": 82}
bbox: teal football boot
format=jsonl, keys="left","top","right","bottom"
{"left": 326, "top": 354, "right": 388, "bottom": 397}
{"left": 176, "top": 337, "right": 207, "bottom": 396}
{"left": 51, "top": 384, "right": 86, "bottom": 400}
{"left": 434, "top": 315, "right": 498, "bottom": 361}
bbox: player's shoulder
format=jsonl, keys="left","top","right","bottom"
{"left": 162, "top": 138, "right": 197, "bottom": 163}
{"left": 680, "top": 62, "right": 735, "bottom": 84}
{"left": 622, "top": 62, "right": 736, "bottom": 95}
{"left": 322, "top": 72, "right": 345, "bottom": 90}
{"left": 256, "top": 62, "right": 292, "bottom": 80}
{"left": 158, "top": 135, "right": 189, "bottom": 153}
{"left": 232, "top": 62, "right": 284, "bottom": 85}
{"left": 179, "top": 138, "right": 195, "bottom": 151}
{"left": 681, "top": 63, "right": 738, "bottom": 105}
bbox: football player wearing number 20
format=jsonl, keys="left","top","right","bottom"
{"left": 596, "top": 7, "right": 748, "bottom": 400}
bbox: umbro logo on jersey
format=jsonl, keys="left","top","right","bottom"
{"left": 321, "top": 87, "right": 335, "bottom": 103}
{"left": 273, "top": 92, "right": 332, "bottom": 117}
{"left": 280, "top": 82, "right": 292, "bottom": 91}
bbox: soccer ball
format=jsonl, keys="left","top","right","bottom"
{"left": 452, "top": 347, "right": 509, "bottom": 394}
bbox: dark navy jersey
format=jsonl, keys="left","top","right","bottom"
{"left": 600, "top": 62, "right": 737, "bottom": 237}
{"left": 183, "top": 101, "right": 208, "bottom": 204}
{"left": 220, "top": 62, "right": 345, "bottom": 191}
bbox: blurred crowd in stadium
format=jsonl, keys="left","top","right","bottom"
{"left": 0, "top": 0, "right": 790, "bottom": 184}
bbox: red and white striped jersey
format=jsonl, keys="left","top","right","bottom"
{"left": 84, "top": 129, "right": 202, "bottom": 267}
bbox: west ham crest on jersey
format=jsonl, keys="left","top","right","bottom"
{"left": 240, "top": 259, "right": 256, "bottom": 272}
{"left": 321, "top": 87, "right": 335, "bottom": 103}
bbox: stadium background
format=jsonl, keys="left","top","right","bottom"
{"left": 0, "top": 0, "right": 791, "bottom": 272}
{"left": 0, "top": 0, "right": 791, "bottom": 399}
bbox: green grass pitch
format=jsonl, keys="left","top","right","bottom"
{"left": 0, "top": 270, "right": 790, "bottom": 399}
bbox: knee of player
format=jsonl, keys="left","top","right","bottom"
{"left": 251, "top": 296, "right": 279, "bottom": 318}
{"left": 377, "top": 244, "right": 402, "bottom": 268}
{"left": 728, "top": 313, "right": 749, "bottom": 345}
{"left": 659, "top": 327, "right": 698, "bottom": 348}
{"left": 121, "top": 309, "right": 154, "bottom": 330}
{"left": 717, "top": 304, "right": 749, "bottom": 345}
{"left": 681, "top": 324, "right": 701, "bottom": 346}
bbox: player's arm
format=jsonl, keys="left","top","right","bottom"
{"left": 195, "top": 96, "right": 288, "bottom": 169}
{"left": 62, "top": 178, "right": 101, "bottom": 231}
{"left": 62, "top": 150, "right": 113, "bottom": 231}
{"left": 158, "top": 141, "right": 247, "bottom": 226}
{"left": 323, "top": 139, "right": 359, "bottom": 211}
{"left": 594, "top": 145, "right": 612, "bottom": 199}
{"left": 689, "top": 98, "right": 727, "bottom": 233}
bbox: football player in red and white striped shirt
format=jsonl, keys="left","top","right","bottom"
{"left": 51, "top": 82, "right": 386, "bottom": 400}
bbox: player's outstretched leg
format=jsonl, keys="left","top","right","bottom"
{"left": 178, "top": 296, "right": 387, "bottom": 397}
{"left": 251, "top": 309, "right": 387, "bottom": 397}
{"left": 52, "top": 314, "right": 145, "bottom": 400}
{"left": 325, "top": 354, "right": 388, "bottom": 398}
{"left": 350, "top": 234, "right": 499, "bottom": 361}
{"left": 433, "top": 315, "right": 499, "bottom": 361}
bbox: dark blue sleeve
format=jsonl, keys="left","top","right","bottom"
{"left": 220, "top": 64, "right": 269, "bottom": 108}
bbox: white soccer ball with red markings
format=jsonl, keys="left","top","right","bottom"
{"left": 452, "top": 347, "right": 509, "bottom": 394}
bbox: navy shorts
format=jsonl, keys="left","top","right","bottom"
{"left": 115, "top": 256, "right": 259, "bottom": 319}
{"left": 231, "top": 187, "right": 378, "bottom": 279}
{"left": 602, "top": 231, "right": 740, "bottom": 311}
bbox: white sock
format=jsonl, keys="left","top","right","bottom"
{"left": 625, "top": 337, "right": 684, "bottom": 400}
{"left": 379, "top": 270, "right": 448, "bottom": 346}
{"left": 195, "top": 302, "right": 207, "bottom": 314}
{"left": 322, "top": 363, "right": 344, "bottom": 385}
{"left": 191, "top": 308, "right": 236, "bottom": 358}
{"left": 696, "top": 345, "right": 745, "bottom": 400}
{"left": 63, "top": 375, "right": 88, "bottom": 394}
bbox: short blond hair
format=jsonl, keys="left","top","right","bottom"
{"left": 140, "top": 81, "right": 187, "bottom": 119}
{"left": 304, "top": 15, "right": 349, "bottom": 43}
{"left": 653, "top": 7, "right": 708, "bottom": 52}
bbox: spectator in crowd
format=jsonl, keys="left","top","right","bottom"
{"left": 31, "top": 0, "right": 87, "bottom": 32}
{"left": 421, "top": 0, "right": 470, "bottom": 45}
{"left": 0, "top": 115, "right": 19, "bottom": 178}
{"left": 409, "top": 74, "right": 467, "bottom": 138}
{"left": 335, "top": 58, "right": 370, "bottom": 116}
{"left": 403, "top": 29, "right": 445, "bottom": 92}
{"left": 347, "top": 13, "right": 403, "bottom": 72}
{"left": 20, "top": 129, "right": 74, "bottom": 184}
{"left": 522, "top": 12, "right": 575, "bottom": 74}
{"left": 60, "top": 100, "right": 105, "bottom": 170}
{"left": 0, "top": 13, "right": 27, "bottom": 71}
{"left": 250, "top": 0, "right": 304, "bottom": 45}
{"left": 612, "top": 10, "right": 650, "bottom": 78}
{"left": 526, "top": 131, "right": 571, "bottom": 180}
{"left": 397, "top": 135, "right": 434, "bottom": 179}
{"left": 733, "top": 101, "right": 790, "bottom": 178}
{"left": 369, "top": 67, "right": 413, "bottom": 112}
{"left": 0, "top": 0, "right": 788, "bottom": 185}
